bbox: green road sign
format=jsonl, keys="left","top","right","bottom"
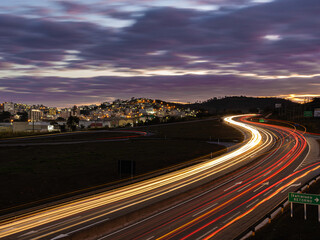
{"left": 259, "top": 118, "right": 265, "bottom": 123}
{"left": 304, "top": 111, "right": 313, "bottom": 117}
{"left": 289, "top": 192, "right": 320, "bottom": 205}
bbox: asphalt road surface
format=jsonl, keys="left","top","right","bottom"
{"left": 0, "top": 115, "right": 318, "bottom": 240}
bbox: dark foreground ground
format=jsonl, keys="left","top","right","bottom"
{"left": 0, "top": 118, "right": 242, "bottom": 212}
{"left": 250, "top": 140, "right": 320, "bottom": 240}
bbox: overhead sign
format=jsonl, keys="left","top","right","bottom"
{"left": 289, "top": 192, "right": 320, "bottom": 205}
{"left": 275, "top": 103, "right": 282, "bottom": 108}
{"left": 304, "top": 111, "right": 313, "bottom": 117}
{"left": 314, "top": 108, "right": 320, "bottom": 117}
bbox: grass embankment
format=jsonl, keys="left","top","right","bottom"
{"left": 250, "top": 140, "right": 320, "bottom": 240}
{"left": 0, "top": 118, "right": 242, "bottom": 211}
{"left": 136, "top": 119, "right": 243, "bottom": 142}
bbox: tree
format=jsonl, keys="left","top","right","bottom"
{"left": 67, "top": 116, "right": 79, "bottom": 131}
{"left": 0, "top": 111, "right": 11, "bottom": 122}
{"left": 56, "top": 117, "right": 65, "bottom": 121}
{"left": 100, "top": 103, "right": 107, "bottom": 109}
{"left": 17, "top": 112, "right": 28, "bottom": 122}
{"left": 59, "top": 124, "right": 66, "bottom": 132}
{"left": 50, "top": 120, "right": 58, "bottom": 125}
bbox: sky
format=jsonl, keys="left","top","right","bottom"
{"left": 0, "top": 0, "right": 320, "bottom": 107}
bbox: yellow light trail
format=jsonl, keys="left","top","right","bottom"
{"left": 0, "top": 115, "right": 264, "bottom": 238}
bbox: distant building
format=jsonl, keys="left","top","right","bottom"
{"left": 29, "top": 109, "right": 43, "bottom": 122}
{"left": 78, "top": 120, "right": 111, "bottom": 129}
{"left": 59, "top": 108, "right": 71, "bottom": 119}
{"left": 48, "top": 108, "right": 57, "bottom": 116}
{"left": 71, "top": 105, "right": 80, "bottom": 117}
{"left": 4, "top": 102, "right": 14, "bottom": 114}
{"left": 146, "top": 107, "right": 155, "bottom": 115}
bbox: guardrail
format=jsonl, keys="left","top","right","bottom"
{"left": 235, "top": 175, "right": 320, "bottom": 240}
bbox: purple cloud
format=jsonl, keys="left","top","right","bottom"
{"left": 0, "top": 0, "right": 320, "bottom": 105}
{"left": 0, "top": 74, "right": 319, "bottom": 107}
{"left": 57, "top": 1, "right": 91, "bottom": 15}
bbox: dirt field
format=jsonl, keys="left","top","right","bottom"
{"left": 0, "top": 118, "right": 242, "bottom": 211}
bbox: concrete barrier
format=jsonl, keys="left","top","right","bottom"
{"left": 309, "top": 180, "right": 316, "bottom": 186}
{"left": 255, "top": 218, "right": 269, "bottom": 231}
{"left": 240, "top": 231, "right": 253, "bottom": 240}
{"left": 271, "top": 207, "right": 282, "bottom": 219}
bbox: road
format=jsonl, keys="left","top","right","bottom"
{"left": 0, "top": 115, "right": 318, "bottom": 240}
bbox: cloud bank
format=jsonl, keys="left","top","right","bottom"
{"left": 0, "top": 0, "right": 319, "bottom": 106}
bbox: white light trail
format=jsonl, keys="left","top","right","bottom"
{"left": 0, "top": 115, "right": 264, "bottom": 238}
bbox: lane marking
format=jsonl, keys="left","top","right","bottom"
{"left": 193, "top": 203, "right": 218, "bottom": 217}
{"left": 246, "top": 199, "right": 260, "bottom": 208}
{"left": 50, "top": 218, "right": 109, "bottom": 240}
{"left": 196, "top": 227, "right": 218, "bottom": 240}
{"left": 51, "top": 233, "right": 68, "bottom": 240}
{"left": 253, "top": 182, "right": 269, "bottom": 192}
{"left": 224, "top": 182, "right": 242, "bottom": 192}
{"left": 294, "top": 141, "right": 311, "bottom": 172}
{"left": 19, "top": 230, "right": 38, "bottom": 237}
{"left": 145, "top": 236, "right": 154, "bottom": 240}
{"left": 263, "top": 189, "right": 274, "bottom": 196}
{"left": 223, "top": 211, "right": 241, "bottom": 223}
{"left": 237, "top": 184, "right": 251, "bottom": 192}
{"left": 263, "top": 171, "right": 271, "bottom": 177}
{"left": 280, "top": 183, "right": 301, "bottom": 193}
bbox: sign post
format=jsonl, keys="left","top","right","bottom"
{"left": 304, "top": 204, "right": 307, "bottom": 220}
{"left": 289, "top": 192, "right": 320, "bottom": 221}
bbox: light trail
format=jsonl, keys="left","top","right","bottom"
{"left": 0, "top": 115, "right": 264, "bottom": 238}
{"left": 104, "top": 117, "right": 281, "bottom": 240}
{"left": 203, "top": 162, "right": 320, "bottom": 240}
{"left": 155, "top": 117, "right": 309, "bottom": 240}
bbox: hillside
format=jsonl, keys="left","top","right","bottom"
{"left": 188, "top": 96, "right": 298, "bottom": 114}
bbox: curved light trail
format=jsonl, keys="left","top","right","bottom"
{"left": 1, "top": 115, "right": 317, "bottom": 240}
{"left": 97, "top": 116, "right": 317, "bottom": 240}
{"left": 145, "top": 118, "right": 314, "bottom": 240}
{"left": 0, "top": 115, "right": 266, "bottom": 239}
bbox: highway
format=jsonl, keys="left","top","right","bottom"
{"left": 0, "top": 115, "right": 319, "bottom": 240}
